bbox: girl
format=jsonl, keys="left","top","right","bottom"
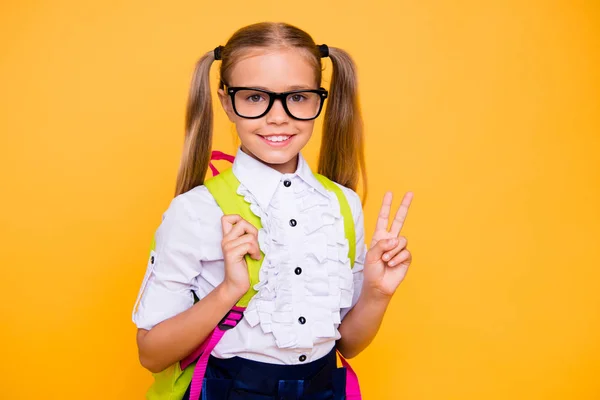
{"left": 132, "top": 22, "right": 413, "bottom": 400}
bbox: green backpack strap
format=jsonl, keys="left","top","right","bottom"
{"left": 204, "top": 168, "right": 264, "bottom": 307}
{"left": 314, "top": 174, "right": 356, "bottom": 268}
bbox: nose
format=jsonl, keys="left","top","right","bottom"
{"left": 265, "top": 98, "right": 289, "bottom": 124}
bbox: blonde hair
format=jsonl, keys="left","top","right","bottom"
{"left": 175, "top": 22, "right": 367, "bottom": 203}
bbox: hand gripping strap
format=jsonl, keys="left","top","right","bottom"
{"left": 204, "top": 168, "right": 264, "bottom": 308}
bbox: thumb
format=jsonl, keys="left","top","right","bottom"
{"left": 366, "top": 238, "right": 398, "bottom": 263}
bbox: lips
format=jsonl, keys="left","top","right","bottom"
{"left": 262, "top": 135, "right": 291, "bottom": 143}
{"left": 259, "top": 134, "right": 294, "bottom": 147}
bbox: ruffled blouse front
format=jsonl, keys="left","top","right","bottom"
{"left": 239, "top": 177, "right": 355, "bottom": 349}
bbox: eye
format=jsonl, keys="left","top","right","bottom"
{"left": 246, "top": 94, "right": 266, "bottom": 103}
{"left": 289, "top": 94, "right": 308, "bottom": 103}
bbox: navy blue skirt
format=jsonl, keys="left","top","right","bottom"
{"left": 182, "top": 347, "right": 346, "bottom": 400}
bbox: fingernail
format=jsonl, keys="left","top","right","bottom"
{"left": 389, "top": 260, "right": 396, "bottom": 266}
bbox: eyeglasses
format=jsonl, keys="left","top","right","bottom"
{"left": 226, "top": 86, "right": 328, "bottom": 121}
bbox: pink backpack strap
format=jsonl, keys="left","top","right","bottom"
{"left": 181, "top": 306, "right": 245, "bottom": 400}
{"left": 337, "top": 350, "right": 362, "bottom": 399}
{"left": 208, "top": 150, "right": 235, "bottom": 176}
{"left": 183, "top": 330, "right": 362, "bottom": 400}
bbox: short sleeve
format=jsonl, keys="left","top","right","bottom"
{"left": 338, "top": 186, "right": 366, "bottom": 320}
{"left": 132, "top": 195, "right": 205, "bottom": 331}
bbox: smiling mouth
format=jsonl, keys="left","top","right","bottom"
{"left": 261, "top": 135, "right": 292, "bottom": 143}
{"left": 258, "top": 134, "right": 294, "bottom": 147}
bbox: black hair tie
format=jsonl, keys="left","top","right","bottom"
{"left": 214, "top": 46, "right": 224, "bottom": 61}
{"left": 318, "top": 44, "right": 329, "bottom": 58}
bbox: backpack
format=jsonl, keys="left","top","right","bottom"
{"left": 144, "top": 152, "right": 361, "bottom": 399}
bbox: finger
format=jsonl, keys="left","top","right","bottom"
{"left": 239, "top": 239, "right": 262, "bottom": 261}
{"left": 375, "top": 192, "right": 393, "bottom": 232}
{"left": 388, "top": 249, "right": 411, "bottom": 267}
{"left": 223, "top": 219, "right": 259, "bottom": 242}
{"left": 382, "top": 236, "right": 408, "bottom": 262}
{"left": 389, "top": 192, "right": 414, "bottom": 237}
{"left": 224, "top": 234, "right": 257, "bottom": 252}
{"left": 244, "top": 235, "right": 262, "bottom": 260}
{"left": 221, "top": 214, "right": 243, "bottom": 236}
{"left": 224, "top": 234, "right": 262, "bottom": 261}
{"left": 365, "top": 237, "right": 398, "bottom": 264}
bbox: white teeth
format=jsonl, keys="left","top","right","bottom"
{"left": 264, "top": 135, "right": 290, "bottom": 142}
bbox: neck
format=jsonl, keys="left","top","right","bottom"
{"left": 240, "top": 146, "right": 299, "bottom": 174}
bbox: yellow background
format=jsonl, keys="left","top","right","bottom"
{"left": 1, "top": 0, "right": 599, "bottom": 399}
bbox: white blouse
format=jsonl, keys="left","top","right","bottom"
{"left": 132, "top": 148, "right": 367, "bottom": 365}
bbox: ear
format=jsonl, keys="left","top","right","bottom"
{"left": 218, "top": 88, "right": 236, "bottom": 123}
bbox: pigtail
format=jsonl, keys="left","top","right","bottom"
{"left": 318, "top": 47, "right": 368, "bottom": 204}
{"left": 175, "top": 51, "right": 216, "bottom": 196}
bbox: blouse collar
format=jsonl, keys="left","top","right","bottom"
{"left": 231, "top": 147, "right": 330, "bottom": 211}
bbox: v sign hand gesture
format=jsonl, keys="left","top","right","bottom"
{"left": 363, "top": 191, "right": 414, "bottom": 299}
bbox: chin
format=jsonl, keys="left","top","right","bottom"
{"left": 254, "top": 150, "right": 295, "bottom": 166}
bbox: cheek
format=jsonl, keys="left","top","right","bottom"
{"left": 234, "top": 118, "right": 263, "bottom": 137}
{"left": 297, "top": 121, "right": 316, "bottom": 137}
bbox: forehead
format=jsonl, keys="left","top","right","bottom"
{"left": 226, "top": 48, "right": 318, "bottom": 90}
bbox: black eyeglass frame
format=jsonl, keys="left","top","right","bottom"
{"left": 226, "top": 86, "right": 329, "bottom": 121}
